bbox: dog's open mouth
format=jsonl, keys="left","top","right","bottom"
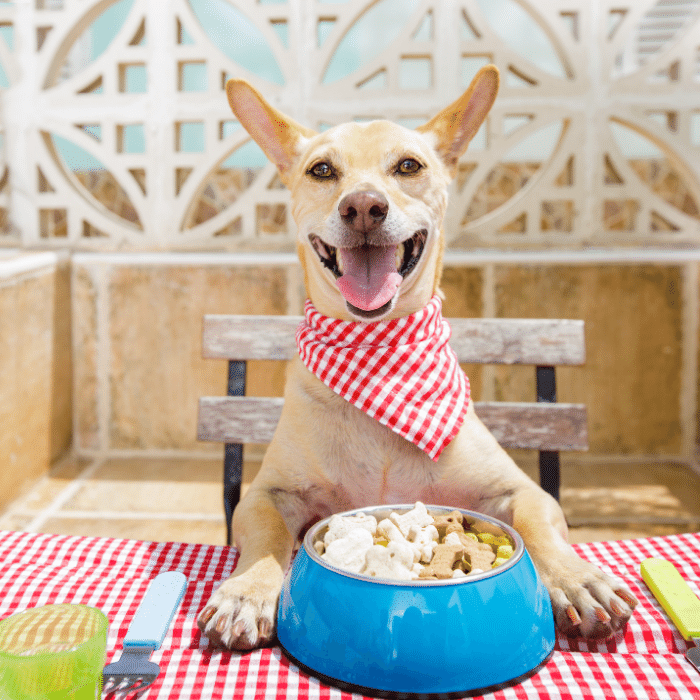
{"left": 309, "top": 229, "right": 427, "bottom": 316}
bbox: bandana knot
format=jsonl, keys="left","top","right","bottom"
{"left": 296, "top": 295, "right": 470, "bottom": 461}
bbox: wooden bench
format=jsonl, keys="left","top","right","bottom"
{"left": 198, "top": 315, "right": 588, "bottom": 545}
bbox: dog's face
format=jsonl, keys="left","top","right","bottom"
{"left": 226, "top": 67, "right": 499, "bottom": 320}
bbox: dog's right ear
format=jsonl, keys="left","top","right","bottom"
{"left": 226, "top": 79, "right": 316, "bottom": 184}
{"left": 417, "top": 65, "right": 499, "bottom": 176}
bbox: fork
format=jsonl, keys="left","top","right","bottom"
{"left": 103, "top": 571, "right": 187, "bottom": 696}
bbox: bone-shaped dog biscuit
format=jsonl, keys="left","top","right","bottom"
{"left": 324, "top": 513, "right": 377, "bottom": 546}
{"left": 408, "top": 523, "right": 439, "bottom": 563}
{"left": 445, "top": 522, "right": 465, "bottom": 537}
{"left": 418, "top": 543, "right": 464, "bottom": 579}
{"left": 388, "top": 501, "right": 433, "bottom": 538}
{"left": 322, "top": 527, "right": 374, "bottom": 573}
{"left": 363, "top": 540, "right": 416, "bottom": 580}
{"left": 461, "top": 537, "right": 496, "bottom": 572}
{"left": 433, "top": 510, "right": 464, "bottom": 538}
{"left": 446, "top": 526, "right": 485, "bottom": 552}
{"left": 378, "top": 518, "right": 435, "bottom": 563}
{"left": 443, "top": 531, "right": 462, "bottom": 547}
{"left": 377, "top": 518, "right": 405, "bottom": 543}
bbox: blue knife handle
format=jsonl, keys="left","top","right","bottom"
{"left": 123, "top": 572, "right": 187, "bottom": 648}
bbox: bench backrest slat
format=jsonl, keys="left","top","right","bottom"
{"left": 198, "top": 314, "right": 588, "bottom": 454}
{"left": 202, "top": 316, "right": 586, "bottom": 365}
{"left": 198, "top": 397, "right": 588, "bottom": 451}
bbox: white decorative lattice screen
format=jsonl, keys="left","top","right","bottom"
{"left": 0, "top": 0, "right": 698, "bottom": 251}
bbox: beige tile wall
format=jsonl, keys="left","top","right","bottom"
{"left": 70, "top": 253, "right": 696, "bottom": 465}
{"left": 50, "top": 260, "right": 73, "bottom": 461}
{"left": 2, "top": 251, "right": 697, "bottom": 508}
{"left": 440, "top": 266, "right": 484, "bottom": 402}
{"left": 0, "top": 253, "right": 72, "bottom": 511}
{"left": 491, "top": 264, "right": 683, "bottom": 456}
{"left": 72, "top": 257, "right": 295, "bottom": 456}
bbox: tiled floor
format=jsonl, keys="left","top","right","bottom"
{"left": 1, "top": 452, "right": 700, "bottom": 545}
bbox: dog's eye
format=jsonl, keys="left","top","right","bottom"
{"left": 397, "top": 158, "right": 422, "bottom": 175}
{"left": 309, "top": 162, "right": 334, "bottom": 179}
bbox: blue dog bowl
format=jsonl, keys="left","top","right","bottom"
{"left": 277, "top": 505, "right": 555, "bottom": 696}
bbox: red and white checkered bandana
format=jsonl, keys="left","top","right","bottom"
{"left": 296, "top": 295, "right": 470, "bottom": 461}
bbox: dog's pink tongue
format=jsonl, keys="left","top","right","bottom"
{"left": 336, "top": 245, "right": 402, "bottom": 311}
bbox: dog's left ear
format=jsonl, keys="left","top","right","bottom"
{"left": 226, "top": 79, "right": 317, "bottom": 184}
{"left": 417, "top": 65, "right": 499, "bottom": 175}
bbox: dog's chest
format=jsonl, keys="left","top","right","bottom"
{"left": 299, "top": 376, "right": 440, "bottom": 505}
{"left": 285, "top": 361, "right": 440, "bottom": 508}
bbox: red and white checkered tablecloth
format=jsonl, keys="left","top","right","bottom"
{"left": 1, "top": 528, "right": 699, "bottom": 699}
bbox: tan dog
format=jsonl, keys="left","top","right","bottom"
{"left": 198, "top": 66, "right": 637, "bottom": 650}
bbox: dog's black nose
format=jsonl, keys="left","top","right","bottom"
{"left": 338, "top": 190, "right": 389, "bottom": 233}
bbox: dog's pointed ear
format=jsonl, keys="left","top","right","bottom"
{"left": 226, "top": 79, "right": 316, "bottom": 183}
{"left": 417, "top": 65, "right": 499, "bottom": 175}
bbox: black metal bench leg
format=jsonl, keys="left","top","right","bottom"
{"left": 223, "top": 443, "right": 242, "bottom": 547}
{"left": 539, "top": 450, "right": 560, "bottom": 502}
{"left": 224, "top": 360, "right": 246, "bottom": 546}
{"left": 537, "top": 366, "right": 561, "bottom": 502}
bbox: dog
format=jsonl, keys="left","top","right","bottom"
{"left": 197, "top": 66, "right": 638, "bottom": 650}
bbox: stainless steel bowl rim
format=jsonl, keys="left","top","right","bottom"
{"left": 302, "top": 504, "right": 524, "bottom": 586}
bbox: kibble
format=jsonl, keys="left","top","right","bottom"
{"left": 316, "top": 502, "right": 516, "bottom": 581}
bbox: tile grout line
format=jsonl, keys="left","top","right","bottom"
{"left": 68, "top": 249, "right": 700, "bottom": 267}
{"left": 481, "top": 262, "right": 496, "bottom": 402}
{"left": 74, "top": 448, "right": 225, "bottom": 461}
{"left": 97, "top": 263, "right": 111, "bottom": 456}
{"left": 24, "top": 458, "right": 107, "bottom": 533}
{"left": 681, "top": 261, "right": 699, "bottom": 472}
{"left": 23, "top": 510, "right": 694, "bottom": 526}
{"left": 568, "top": 517, "right": 700, "bottom": 527}
{"left": 21, "top": 510, "right": 225, "bottom": 522}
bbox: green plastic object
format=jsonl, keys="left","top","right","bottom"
{"left": 0, "top": 604, "right": 108, "bottom": 699}
{"left": 641, "top": 558, "right": 700, "bottom": 640}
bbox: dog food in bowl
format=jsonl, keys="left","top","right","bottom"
{"left": 278, "top": 504, "right": 555, "bottom": 695}
{"left": 313, "top": 502, "right": 514, "bottom": 580}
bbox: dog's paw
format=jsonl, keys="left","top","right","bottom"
{"left": 197, "top": 574, "right": 279, "bottom": 650}
{"left": 541, "top": 554, "right": 638, "bottom": 639}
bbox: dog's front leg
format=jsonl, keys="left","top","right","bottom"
{"left": 510, "top": 487, "right": 638, "bottom": 638}
{"left": 197, "top": 488, "right": 295, "bottom": 650}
